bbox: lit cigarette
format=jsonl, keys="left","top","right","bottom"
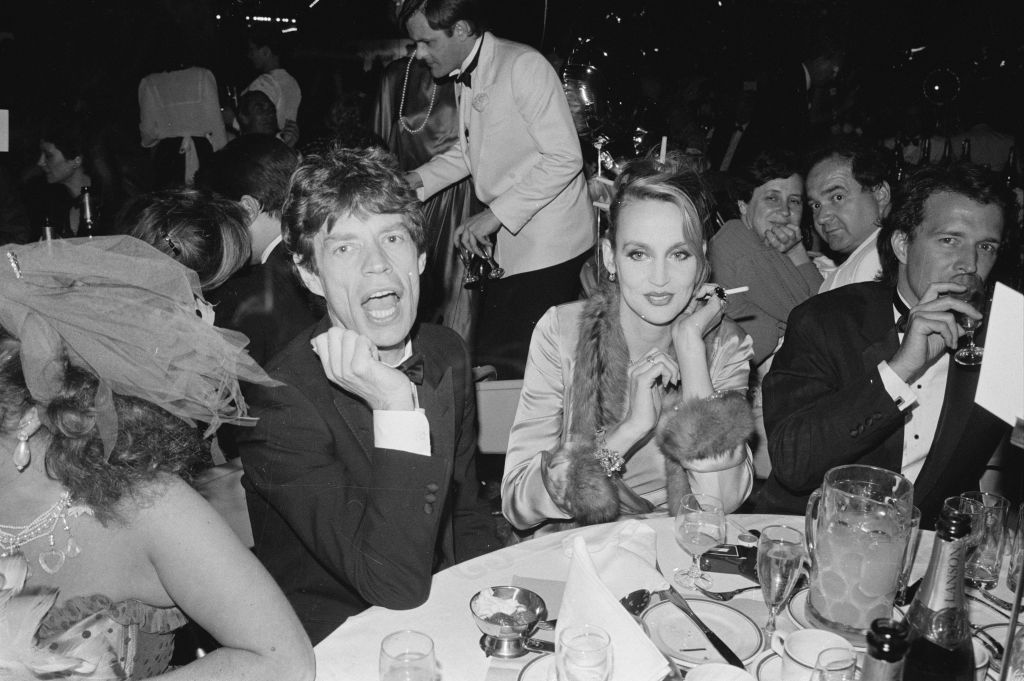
{"left": 722, "top": 286, "right": 749, "bottom": 295}
{"left": 595, "top": 176, "right": 615, "bottom": 186}
{"left": 659, "top": 136, "right": 668, "bottom": 164}
{"left": 593, "top": 201, "right": 610, "bottom": 211}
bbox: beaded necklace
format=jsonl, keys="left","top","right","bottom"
{"left": 398, "top": 56, "right": 437, "bottom": 135}
{"left": 0, "top": 491, "right": 86, "bottom": 574}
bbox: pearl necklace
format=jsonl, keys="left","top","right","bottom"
{"left": 398, "top": 56, "right": 437, "bottom": 135}
{"left": 0, "top": 491, "right": 87, "bottom": 574}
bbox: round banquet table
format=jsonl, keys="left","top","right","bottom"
{"left": 312, "top": 513, "right": 1010, "bottom": 680}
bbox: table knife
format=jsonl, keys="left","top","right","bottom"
{"left": 658, "top": 589, "right": 746, "bottom": 668}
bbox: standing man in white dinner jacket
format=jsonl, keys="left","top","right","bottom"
{"left": 402, "top": 0, "right": 594, "bottom": 378}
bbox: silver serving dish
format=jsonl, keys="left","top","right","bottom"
{"left": 469, "top": 586, "right": 547, "bottom": 658}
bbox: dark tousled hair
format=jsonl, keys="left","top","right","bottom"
{"left": 282, "top": 145, "right": 425, "bottom": 275}
{"left": 195, "top": 134, "right": 300, "bottom": 216}
{"left": 877, "top": 162, "right": 1017, "bottom": 286}
{"left": 729, "top": 149, "right": 803, "bottom": 204}
{"left": 399, "top": 0, "right": 485, "bottom": 36}
{"left": 0, "top": 329, "right": 207, "bottom": 524}
{"left": 806, "top": 136, "right": 890, "bottom": 192}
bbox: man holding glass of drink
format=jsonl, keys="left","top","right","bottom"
{"left": 760, "top": 163, "right": 1017, "bottom": 528}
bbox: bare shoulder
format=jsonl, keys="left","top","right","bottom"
{"left": 120, "top": 475, "right": 227, "bottom": 540}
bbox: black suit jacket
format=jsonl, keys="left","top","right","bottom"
{"left": 207, "top": 242, "right": 322, "bottom": 367}
{"left": 238, "top": 319, "right": 500, "bottom": 644}
{"left": 758, "top": 282, "right": 1007, "bottom": 527}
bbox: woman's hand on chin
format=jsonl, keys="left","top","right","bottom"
{"left": 672, "top": 283, "right": 726, "bottom": 346}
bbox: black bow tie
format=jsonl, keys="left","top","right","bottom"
{"left": 396, "top": 352, "right": 425, "bottom": 385}
{"left": 893, "top": 290, "right": 911, "bottom": 334}
{"left": 455, "top": 41, "right": 482, "bottom": 88}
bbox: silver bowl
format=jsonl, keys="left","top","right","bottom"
{"left": 469, "top": 586, "right": 547, "bottom": 658}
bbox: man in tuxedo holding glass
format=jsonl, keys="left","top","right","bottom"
{"left": 400, "top": 0, "right": 594, "bottom": 378}
{"left": 760, "top": 163, "right": 1015, "bottom": 527}
{"left": 238, "top": 146, "right": 499, "bottom": 644}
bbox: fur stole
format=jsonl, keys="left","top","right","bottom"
{"left": 564, "top": 282, "right": 755, "bottom": 523}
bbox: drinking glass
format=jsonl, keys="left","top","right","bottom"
{"left": 756, "top": 524, "right": 805, "bottom": 637}
{"left": 944, "top": 495, "right": 986, "bottom": 552}
{"left": 961, "top": 491, "right": 1010, "bottom": 589}
{"left": 895, "top": 506, "right": 923, "bottom": 604}
{"left": 1008, "top": 505, "right": 1024, "bottom": 592}
{"left": 948, "top": 272, "right": 986, "bottom": 366}
{"left": 813, "top": 647, "right": 858, "bottom": 681}
{"left": 557, "top": 625, "right": 612, "bottom": 681}
{"left": 379, "top": 630, "right": 436, "bottom": 681}
{"left": 673, "top": 493, "right": 726, "bottom": 589}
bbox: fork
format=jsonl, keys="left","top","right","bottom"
{"left": 693, "top": 583, "right": 762, "bottom": 602}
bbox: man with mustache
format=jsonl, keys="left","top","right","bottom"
{"left": 806, "top": 138, "right": 892, "bottom": 292}
{"left": 238, "top": 146, "right": 499, "bottom": 644}
{"left": 759, "top": 163, "right": 1015, "bottom": 526}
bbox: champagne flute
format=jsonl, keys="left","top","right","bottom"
{"left": 673, "top": 493, "right": 726, "bottom": 589}
{"left": 557, "top": 625, "right": 612, "bottom": 681}
{"left": 948, "top": 272, "right": 986, "bottom": 366}
{"left": 756, "top": 524, "right": 804, "bottom": 637}
{"left": 379, "top": 630, "right": 436, "bottom": 681}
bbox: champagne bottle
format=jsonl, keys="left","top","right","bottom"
{"left": 1005, "top": 146, "right": 1019, "bottom": 189}
{"left": 861, "top": 618, "right": 909, "bottom": 681}
{"left": 79, "top": 186, "right": 94, "bottom": 238}
{"left": 41, "top": 216, "right": 55, "bottom": 242}
{"left": 903, "top": 507, "right": 975, "bottom": 681}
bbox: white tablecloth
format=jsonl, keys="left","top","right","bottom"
{"left": 313, "top": 514, "right": 797, "bottom": 680}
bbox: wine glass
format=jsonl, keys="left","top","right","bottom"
{"left": 379, "top": 630, "right": 436, "bottom": 681}
{"left": 813, "top": 646, "right": 857, "bottom": 681}
{"left": 557, "top": 625, "right": 612, "bottom": 681}
{"left": 673, "top": 494, "right": 726, "bottom": 589}
{"left": 756, "top": 524, "right": 804, "bottom": 637}
{"left": 948, "top": 272, "right": 986, "bottom": 366}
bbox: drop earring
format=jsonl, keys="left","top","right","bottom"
{"left": 13, "top": 432, "right": 31, "bottom": 472}
{"left": 607, "top": 271, "right": 617, "bottom": 282}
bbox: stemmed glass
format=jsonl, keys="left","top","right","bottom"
{"left": 673, "top": 493, "right": 726, "bottom": 589}
{"left": 379, "top": 630, "right": 436, "bottom": 681}
{"left": 756, "top": 525, "right": 805, "bottom": 637}
{"left": 895, "top": 506, "right": 923, "bottom": 605}
{"left": 813, "top": 647, "right": 858, "bottom": 681}
{"left": 948, "top": 272, "right": 986, "bottom": 366}
{"left": 557, "top": 625, "right": 612, "bottom": 681}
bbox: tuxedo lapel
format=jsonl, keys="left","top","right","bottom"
{"left": 857, "top": 289, "right": 904, "bottom": 469}
{"left": 912, "top": 358, "right": 978, "bottom": 499}
{"left": 332, "top": 390, "right": 375, "bottom": 462}
{"left": 418, "top": 360, "right": 454, "bottom": 464}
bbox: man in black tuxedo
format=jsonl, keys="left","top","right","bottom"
{"left": 238, "top": 146, "right": 499, "bottom": 644}
{"left": 197, "top": 134, "right": 321, "bottom": 367}
{"left": 759, "top": 163, "right": 1015, "bottom": 526}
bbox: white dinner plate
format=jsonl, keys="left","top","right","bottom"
{"left": 752, "top": 650, "right": 782, "bottom": 681}
{"left": 785, "top": 589, "right": 905, "bottom": 646}
{"left": 517, "top": 653, "right": 554, "bottom": 681}
{"left": 641, "top": 598, "right": 764, "bottom": 668}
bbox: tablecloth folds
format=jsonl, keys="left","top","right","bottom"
{"left": 557, "top": 520, "right": 670, "bottom": 681}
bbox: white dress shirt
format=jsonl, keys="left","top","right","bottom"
{"left": 877, "top": 294, "right": 950, "bottom": 483}
{"left": 372, "top": 341, "right": 432, "bottom": 456}
{"left": 820, "top": 229, "right": 883, "bottom": 293}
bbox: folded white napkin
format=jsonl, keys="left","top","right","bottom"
{"left": 556, "top": 521, "right": 670, "bottom": 681}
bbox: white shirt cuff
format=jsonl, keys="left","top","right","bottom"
{"left": 373, "top": 409, "right": 431, "bottom": 456}
{"left": 877, "top": 361, "right": 917, "bottom": 412}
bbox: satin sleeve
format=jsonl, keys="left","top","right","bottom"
{"left": 687, "top": 326, "right": 755, "bottom": 512}
{"left": 501, "top": 306, "right": 574, "bottom": 529}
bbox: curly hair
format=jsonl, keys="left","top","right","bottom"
{"left": 607, "top": 152, "right": 715, "bottom": 287}
{"left": 282, "top": 145, "right": 425, "bottom": 275}
{"left": 877, "top": 162, "right": 1018, "bottom": 286}
{"left": 0, "top": 328, "right": 207, "bottom": 523}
